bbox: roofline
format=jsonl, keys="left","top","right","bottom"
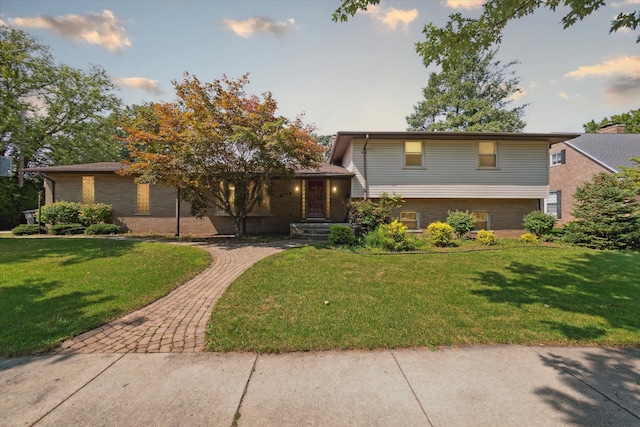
{"left": 564, "top": 140, "right": 619, "bottom": 173}
{"left": 329, "top": 131, "right": 580, "bottom": 163}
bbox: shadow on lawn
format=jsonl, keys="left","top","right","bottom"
{"left": 472, "top": 251, "right": 640, "bottom": 339}
{"left": 0, "top": 238, "right": 141, "bottom": 265}
{"left": 0, "top": 277, "right": 115, "bottom": 357}
{"left": 534, "top": 347, "right": 640, "bottom": 425}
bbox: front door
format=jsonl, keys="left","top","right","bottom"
{"left": 307, "top": 180, "right": 325, "bottom": 218}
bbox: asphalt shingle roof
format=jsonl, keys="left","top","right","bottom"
{"left": 566, "top": 134, "right": 640, "bottom": 172}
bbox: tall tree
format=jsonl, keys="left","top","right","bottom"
{"left": 334, "top": 1, "right": 639, "bottom": 67}
{"left": 120, "top": 73, "right": 324, "bottom": 237}
{"left": 583, "top": 108, "right": 640, "bottom": 133}
{"left": 406, "top": 49, "right": 526, "bottom": 132}
{"left": 0, "top": 26, "right": 123, "bottom": 180}
{"left": 311, "top": 133, "right": 334, "bottom": 160}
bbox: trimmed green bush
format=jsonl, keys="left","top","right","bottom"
{"left": 49, "top": 223, "right": 86, "bottom": 235}
{"left": 376, "top": 220, "right": 416, "bottom": 252}
{"left": 446, "top": 210, "right": 476, "bottom": 238}
{"left": 523, "top": 211, "right": 556, "bottom": 237}
{"left": 427, "top": 221, "right": 454, "bottom": 247}
{"left": 79, "top": 203, "right": 112, "bottom": 226}
{"left": 11, "top": 224, "right": 42, "bottom": 235}
{"left": 476, "top": 229, "right": 496, "bottom": 245}
{"left": 520, "top": 232, "right": 538, "bottom": 243}
{"left": 39, "top": 201, "right": 82, "bottom": 225}
{"left": 329, "top": 225, "right": 355, "bottom": 245}
{"left": 85, "top": 223, "right": 122, "bottom": 235}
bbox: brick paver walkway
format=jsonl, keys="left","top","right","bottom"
{"left": 54, "top": 241, "right": 297, "bottom": 354}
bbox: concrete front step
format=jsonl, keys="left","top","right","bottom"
{"left": 290, "top": 222, "right": 351, "bottom": 240}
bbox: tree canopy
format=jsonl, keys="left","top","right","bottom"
{"left": 120, "top": 73, "right": 324, "bottom": 236}
{"left": 0, "top": 26, "right": 123, "bottom": 179}
{"left": 334, "top": 0, "right": 639, "bottom": 67}
{"left": 583, "top": 108, "right": 640, "bottom": 133}
{"left": 406, "top": 49, "right": 526, "bottom": 132}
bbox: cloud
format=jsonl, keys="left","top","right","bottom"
{"left": 445, "top": 0, "right": 485, "bottom": 10}
{"left": 565, "top": 56, "right": 640, "bottom": 102}
{"left": 612, "top": 0, "right": 640, "bottom": 6}
{"left": 557, "top": 91, "right": 570, "bottom": 100}
{"left": 0, "top": 19, "right": 7, "bottom": 27}
{"left": 365, "top": 5, "right": 418, "bottom": 30}
{"left": 8, "top": 10, "right": 131, "bottom": 53}
{"left": 222, "top": 17, "right": 295, "bottom": 38}
{"left": 114, "top": 77, "right": 163, "bottom": 95}
{"left": 508, "top": 88, "right": 527, "bottom": 101}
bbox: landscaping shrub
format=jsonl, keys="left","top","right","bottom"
{"left": 49, "top": 223, "right": 86, "bottom": 235}
{"left": 520, "top": 232, "right": 538, "bottom": 243}
{"left": 376, "top": 220, "right": 416, "bottom": 252}
{"left": 476, "top": 229, "right": 496, "bottom": 245}
{"left": 79, "top": 203, "right": 112, "bottom": 226}
{"left": 11, "top": 224, "right": 42, "bottom": 235}
{"left": 85, "top": 223, "right": 122, "bottom": 235}
{"left": 426, "top": 221, "right": 454, "bottom": 247}
{"left": 348, "top": 193, "right": 404, "bottom": 238}
{"left": 39, "top": 201, "right": 82, "bottom": 225}
{"left": 523, "top": 211, "right": 556, "bottom": 237}
{"left": 328, "top": 225, "right": 356, "bottom": 245}
{"left": 446, "top": 210, "right": 476, "bottom": 238}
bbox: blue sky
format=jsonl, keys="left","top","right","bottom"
{"left": 1, "top": 0, "right": 639, "bottom": 135}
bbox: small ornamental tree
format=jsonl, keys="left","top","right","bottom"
{"left": 563, "top": 172, "right": 640, "bottom": 250}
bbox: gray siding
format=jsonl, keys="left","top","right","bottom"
{"left": 348, "top": 139, "right": 550, "bottom": 198}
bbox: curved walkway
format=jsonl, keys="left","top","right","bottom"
{"left": 54, "top": 240, "right": 299, "bottom": 354}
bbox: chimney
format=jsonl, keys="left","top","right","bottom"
{"left": 597, "top": 123, "right": 627, "bottom": 134}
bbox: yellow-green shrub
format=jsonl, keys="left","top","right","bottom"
{"left": 520, "top": 232, "right": 538, "bottom": 243}
{"left": 476, "top": 229, "right": 496, "bottom": 245}
{"left": 427, "top": 221, "right": 454, "bottom": 247}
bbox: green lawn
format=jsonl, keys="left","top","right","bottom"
{"left": 0, "top": 238, "right": 211, "bottom": 356}
{"left": 206, "top": 244, "right": 640, "bottom": 352}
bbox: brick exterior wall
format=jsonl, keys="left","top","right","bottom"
{"left": 548, "top": 142, "right": 611, "bottom": 225}
{"left": 42, "top": 172, "right": 351, "bottom": 236}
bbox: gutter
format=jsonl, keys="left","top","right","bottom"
{"left": 362, "top": 133, "right": 369, "bottom": 200}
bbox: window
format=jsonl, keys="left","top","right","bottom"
{"left": 82, "top": 176, "right": 94, "bottom": 204}
{"left": 547, "top": 191, "right": 561, "bottom": 218}
{"left": 400, "top": 211, "right": 419, "bottom": 230}
{"left": 472, "top": 212, "right": 489, "bottom": 231}
{"left": 404, "top": 141, "right": 423, "bottom": 167}
{"left": 136, "top": 184, "right": 150, "bottom": 215}
{"left": 478, "top": 141, "right": 497, "bottom": 168}
{"left": 551, "top": 150, "right": 566, "bottom": 166}
{"left": 217, "top": 182, "right": 271, "bottom": 214}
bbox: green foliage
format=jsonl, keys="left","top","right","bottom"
{"left": 39, "top": 201, "right": 82, "bottom": 225}
{"left": 79, "top": 203, "right": 112, "bottom": 226}
{"left": 49, "top": 223, "right": 86, "bottom": 235}
{"left": 84, "top": 223, "right": 122, "bottom": 235}
{"left": 406, "top": 49, "right": 526, "bottom": 132}
{"left": 563, "top": 172, "right": 640, "bottom": 250}
{"left": 348, "top": 193, "right": 404, "bottom": 238}
{"left": 583, "top": 109, "right": 640, "bottom": 133}
{"left": 0, "top": 176, "right": 40, "bottom": 229}
{"left": 368, "top": 220, "right": 416, "bottom": 252}
{"left": 619, "top": 157, "right": 640, "bottom": 192}
{"left": 427, "top": 221, "right": 454, "bottom": 247}
{"left": 446, "top": 210, "right": 476, "bottom": 238}
{"left": 523, "top": 211, "right": 556, "bottom": 237}
{"left": 520, "top": 233, "right": 538, "bottom": 243}
{"left": 328, "top": 225, "right": 355, "bottom": 246}
{"left": 11, "top": 224, "right": 42, "bottom": 235}
{"left": 476, "top": 229, "right": 497, "bottom": 246}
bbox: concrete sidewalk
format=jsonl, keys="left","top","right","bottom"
{"left": 2, "top": 345, "right": 639, "bottom": 426}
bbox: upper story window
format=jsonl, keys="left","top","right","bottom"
{"left": 551, "top": 150, "right": 566, "bottom": 166}
{"left": 136, "top": 184, "right": 150, "bottom": 215}
{"left": 82, "top": 176, "right": 94, "bottom": 204}
{"left": 404, "top": 141, "right": 423, "bottom": 167}
{"left": 478, "top": 141, "right": 497, "bottom": 168}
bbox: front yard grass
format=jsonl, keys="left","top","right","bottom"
{"left": 206, "top": 244, "right": 640, "bottom": 352}
{"left": 0, "top": 238, "right": 211, "bottom": 356}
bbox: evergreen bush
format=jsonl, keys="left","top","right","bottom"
{"left": 328, "top": 225, "right": 355, "bottom": 245}
{"left": 11, "top": 224, "right": 42, "bottom": 235}
{"left": 39, "top": 201, "right": 82, "bottom": 225}
{"left": 79, "top": 203, "right": 112, "bottom": 226}
{"left": 427, "top": 221, "right": 454, "bottom": 247}
{"left": 348, "top": 193, "right": 403, "bottom": 238}
{"left": 523, "top": 211, "right": 556, "bottom": 237}
{"left": 85, "top": 223, "right": 122, "bottom": 235}
{"left": 446, "top": 210, "right": 476, "bottom": 238}
{"left": 476, "top": 230, "right": 497, "bottom": 245}
{"left": 520, "top": 232, "right": 538, "bottom": 243}
{"left": 49, "top": 223, "right": 86, "bottom": 235}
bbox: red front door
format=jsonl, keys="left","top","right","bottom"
{"left": 307, "top": 180, "right": 324, "bottom": 218}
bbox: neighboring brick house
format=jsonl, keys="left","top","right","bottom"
{"left": 329, "top": 131, "right": 577, "bottom": 236}
{"left": 24, "top": 162, "right": 353, "bottom": 236}
{"left": 547, "top": 124, "right": 640, "bottom": 225}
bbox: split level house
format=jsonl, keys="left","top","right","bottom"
{"left": 547, "top": 124, "right": 640, "bottom": 225}
{"left": 24, "top": 131, "right": 578, "bottom": 237}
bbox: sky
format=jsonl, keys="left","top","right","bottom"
{"left": 1, "top": 0, "right": 639, "bottom": 135}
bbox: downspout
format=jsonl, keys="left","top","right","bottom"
{"left": 362, "top": 133, "right": 369, "bottom": 200}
